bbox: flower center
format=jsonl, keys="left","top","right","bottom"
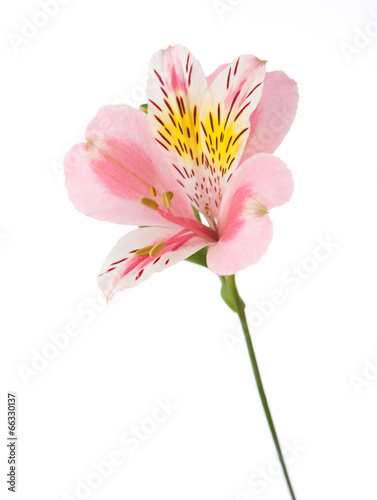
{"left": 140, "top": 187, "right": 218, "bottom": 246}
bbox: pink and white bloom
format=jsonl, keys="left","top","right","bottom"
{"left": 64, "top": 45, "right": 298, "bottom": 300}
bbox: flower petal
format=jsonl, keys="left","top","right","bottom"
{"left": 147, "top": 45, "right": 231, "bottom": 221}
{"left": 240, "top": 71, "right": 299, "bottom": 161}
{"left": 147, "top": 48, "right": 267, "bottom": 223}
{"left": 98, "top": 226, "right": 208, "bottom": 300}
{"left": 64, "top": 105, "right": 193, "bottom": 226}
{"left": 207, "top": 153, "right": 293, "bottom": 275}
{"left": 208, "top": 216, "right": 273, "bottom": 276}
{"left": 186, "top": 55, "right": 266, "bottom": 220}
{"left": 146, "top": 44, "right": 207, "bottom": 181}
{"left": 200, "top": 55, "right": 266, "bottom": 180}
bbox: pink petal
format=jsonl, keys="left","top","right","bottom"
{"left": 146, "top": 44, "right": 206, "bottom": 165}
{"left": 200, "top": 55, "right": 266, "bottom": 182}
{"left": 98, "top": 226, "right": 208, "bottom": 300}
{"left": 146, "top": 45, "right": 211, "bottom": 214}
{"left": 207, "top": 153, "right": 293, "bottom": 275}
{"left": 241, "top": 71, "right": 299, "bottom": 161}
{"left": 207, "top": 216, "right": 273, "bottom": 276}
{"left": 64, "top": 105, "right": 193, "bottom": 226}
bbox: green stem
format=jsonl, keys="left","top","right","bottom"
{"left": 225, "top": 274, "right": 297, "bottom": 500}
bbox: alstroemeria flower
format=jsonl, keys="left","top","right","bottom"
{"left": 64, "top": 45, "right": 298, "bottom": 300}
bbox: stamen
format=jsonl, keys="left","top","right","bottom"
{"left": 150, "top": 186, "right": 157, "bottom": 197}
{"left": 161, "top": 191, "right": 171, "bottom": 209}
{"left": 135, "top": 245, "right": 154, "bottom": 257}
{"left": 149, "top": 241, "right": 166, "bottom": 257}
{"left": 140, "top": 197, "right": 159, "bottom": 210}
{"left": 167, "top": 191, "right": 174, "bottom": 200}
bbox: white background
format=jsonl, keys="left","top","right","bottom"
{"left": 1, "top": 0, "right": 377, "bottom": 499}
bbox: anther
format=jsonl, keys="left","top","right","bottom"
{"left": 167, "top": 191, "right": 174, "bottom": 200}
{"left": 161, "top": 191, "right": 171, "bottom": 209}
{"left": 150, "top": 186, "right": 157, "bottom": 197}
{"left": 140, "top": 197, "right": 159, "bottom": 210}
{"left": 135, "top": 245, "right": 154, "bottom": 257}
{"left": 149, "top": 241, "right": 166, "bottom": 258}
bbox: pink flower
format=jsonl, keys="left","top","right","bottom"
{"left": 64, "top": 45, "right": 298, "bottom": 301}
